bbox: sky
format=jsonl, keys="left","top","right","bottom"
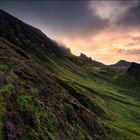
{"left": 0, "top": 0, "right": 140, "bottom": 64}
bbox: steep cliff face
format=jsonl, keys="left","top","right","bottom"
{"left": 127, "top": 62, "right": 140, "bottom": 81}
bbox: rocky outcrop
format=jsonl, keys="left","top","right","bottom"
{"left": 79, "top": 53, "right": 93, "bottom": 64}
{"left": 127, "top": 62, "right": 140, "bottom": 81}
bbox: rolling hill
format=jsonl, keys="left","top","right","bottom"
{"left": 110, "top": 60, "right": 131, "bottom": 69}
{"left": 0, "top": 9, "right": 140, "bottom": 140}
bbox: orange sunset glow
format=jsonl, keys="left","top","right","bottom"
{"left": 43, "top": 27, "right": 140, "bottom": 64}
{"left": 1, "top": 1, "right": 140, "bottom": 64}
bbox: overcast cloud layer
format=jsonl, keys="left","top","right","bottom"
{"left": 0, "top": 1, "right": 140, "bottom": 64}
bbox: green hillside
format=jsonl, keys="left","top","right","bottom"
{"left": 0, "top": 9, "right": 140, "bottom": 140}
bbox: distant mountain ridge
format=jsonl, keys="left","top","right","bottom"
{"left": 110, "top": 60, "right": 132, "bottom": 69}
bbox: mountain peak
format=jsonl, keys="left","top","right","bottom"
{"left": 79, "top": 53, "right": 92, "bottom": 60}
{"left": 111, "top": 60, "right": 131, "bottom": 69}
{"left": 116, "top": 60, "right": 131, "bottom": 65}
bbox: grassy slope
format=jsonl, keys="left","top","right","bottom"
{"left": 0, "top": 37, "right": 140, "bottom": 140}
{"left": 46, "top": 57, "right": 140, "bottom": 140}
{"left": 0, "top": 38, "right": 106, "bottom": 140}
{"left": 0, "top": 10, "right": 139, "bottom": 139}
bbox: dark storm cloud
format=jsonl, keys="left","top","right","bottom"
{"left": 0, "top": 1, "right": 109, "bottom": 37}
{"left": 117, "top": 1, "right": 140, "bottom": 28}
